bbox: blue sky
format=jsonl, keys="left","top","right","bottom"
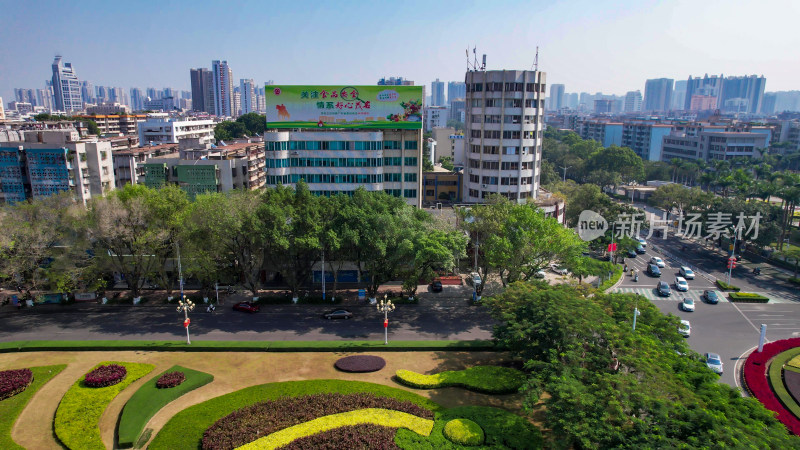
{"left": 2, "top": 0, "right": 798, "bottom": 103}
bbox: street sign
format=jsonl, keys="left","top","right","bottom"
{"left": 383, "top": 319, "right": 388, "bottom": 328}
{"left": 358, "top": 289, "right": 366, "bottom": 300}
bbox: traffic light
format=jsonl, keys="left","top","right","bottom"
{"left": 727, "top": 257, "right": 736, "bottom": 269}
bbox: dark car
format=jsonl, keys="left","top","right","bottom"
{"left": 232, "top": 301, "right": 260, "bottom": 313}
{"left": 703, "top": 290, "right": 719, "bottom": 304}
{"left": 323, "top": 309, "right": 353, "bottom": 320}
{"left": 430, "top": 280, "right": 443, "bottom": 292}
{"left": 656, "top": 281, "right": 671, "bottom": 297}
{"left": 648, "top": 264, "right": 662, "bottom": 277}
{"left": 635, "top": 245, "right": 647, "bottom": 254}
{"left": 626, "top": 249, "right": 638, "bottom": 258}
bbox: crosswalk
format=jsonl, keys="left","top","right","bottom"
{"left": 613, "top": 287, "right": 797, "bottom": 304}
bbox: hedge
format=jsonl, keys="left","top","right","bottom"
{"left": 395, "top": 405, "right": 543, "bottom": 449}
{"left": 55, "top": 361, "right": 154, "bottom": 450}
{"left": 149, "top": 380, "right": 441, "bottom": 449}
{"left": 395, "top": 366, "right": 525, "bottom": 394}
{"left": 117, "top": 365, "right": 213, "bottom": 448}
{"left": 239, "top": 408, "right": 434, "bottom": 449}
{"left": 729, "top": 292, "right": 770, "bottom": 303}
{"left": 443, "top": 418, "right": 484, "bottom": 445}
{"left": 768, "top": 348, "right": 800, "bottom": 424}
{"left": 0, "top": 365, "right": 65, "bottom": 450}
{"left": 715, "top": 279, "right": 741, "bottom": 291}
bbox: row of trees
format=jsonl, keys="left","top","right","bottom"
{"left": 214, "top": 113, "right": 267, "bottom": 141}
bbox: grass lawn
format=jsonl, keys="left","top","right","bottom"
{"left": 0, "top": 365, "right": 65, "bottom": 450}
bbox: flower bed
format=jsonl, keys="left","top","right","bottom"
{"left": 202, "top": 392, "right": 433, "bottom": 450}
{"left": 0, "top": 365, "right": 65, "bottom": 450}
{"left": 729, "top": 292, "right": 769, "bottom": 303}
{"left": 156, "top": 371, "right": 186, "bottom": 389}
{"left": 334, "top": 355, "right": 386, "bottom": 373}
{"left": 443, "top": 418, "right": 484, "bottom": 445}
{"left": 277, "top": 424, "right": 398, "bottom": 449}
{"left": 395, "top": 365, "right": 525, "bottom": 394}
{"left": 744, "top": 338, "right": 800, "bottom": 435}
{"left": 84, "top": 364, "right": 127, "bottom": 388}
{"left": 0, "top": 369, "right": 33, "bottom": 401}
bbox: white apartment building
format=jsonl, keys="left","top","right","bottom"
{"left": 425, "top": 106, "right": 449, "bottom": 132}
{"left": 137, "top": 114, "right": 215, "bottom": 146}
{"left": 212, "top": 60, "right": 233, "bottom": 117}
{"left": 464, "top": 69, "right": 546, "bottom": 203}
{"left": 240, "top": 79, "right": 256, "bottom": 114}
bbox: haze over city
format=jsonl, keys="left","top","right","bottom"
{"left": 2, "top": 0, "right": 799, "bottom": 101}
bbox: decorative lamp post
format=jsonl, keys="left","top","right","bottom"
{"left": 177, "top": 296, "right": 195, "bottom": 345}
{"left": 377, "top": 294, "right": 395, "bottom": 345}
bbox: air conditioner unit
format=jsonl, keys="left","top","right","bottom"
{"left": 481, "top": 184, "right": 487, "bottom": 188}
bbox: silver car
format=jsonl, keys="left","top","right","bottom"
{"left": 679, "top": 266, "right": 695, "bottom": 280}
{"left": 705, "top": 352, "right": 723, "bottom": 374}
{"left": 678, "top": 320, "right": 691, "bottom": 337}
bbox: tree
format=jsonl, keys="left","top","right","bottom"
{"left": 86, "top": 119, "right": 101, "bottom": 136}
{"left": 439, "top": 156, "right": 454, "bottom": 171}
{"left": 445, "top": 119, "right": 464, "bottom": 131}
{"left": 586, "top": 145, "right": 645, "bottom": 185}
{"left": 235, "top": 112, "right": 266, "bottom": 136}
{"left": 141, "top": 185, "right": 190, "bottom": 296}
{"left": 539, "top": 160, "right": 560, "bottom": 186}
{"left": 214, "top": 121, "right": 247, "bottom": 142}
{"left": 779, "top": 247, "right": 800, "bottom": 277}
{"left": 399, "top": 228, "right": 467, "bottom": 298}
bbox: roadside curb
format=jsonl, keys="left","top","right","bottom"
{"left": 605, "top": 268, "right": 626, "bottom": 293}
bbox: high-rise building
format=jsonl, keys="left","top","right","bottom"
{"left": 80, "top": 81, "right": 94, "bottom": 105}
{"left": 95, "top": 86, "right": 109, "bottom": 103}
{"left": 51, "top": 56, "right": 82, "bottom": 112}
{"left": 431, "top": 79, "right": 445, "bottom": 107}
{"left": 464, "top": 69, "right": 545, "bottom": 203}
{"left": 110, "top": 87, "right": 125, "bottom": 106}
{"left": 377, "top": 77, "right": 414, "bottom": 85}
{"left": 624, "top": 91, "right": 643, "bottom": 112}
{"left": 761, "top": 93, "right": 776, "bottom": 115}
{"left": 14, "top": 88, "right": 36, "bottom": 105}
{"left": 672, "top": 80, "right": 687, "bottom": 110}
{"left": 643, "top": 78, "right": 673, "bottom": 112}
{"left": 719, "top": 75, "right": 766, "bottom": 114}
{"left": 146, "top": 88, "right": 158, "bottom": 100}
{"left": 212, "top": 60, "right": 233, "bottom": 117}
{"left": 190, "top": 68, "right": 213, "bottom": 112}
{"left": 233, "top": 91, "right": 241, "bottom": 117}
{"left": 684, "top": 74, "right": 723, "bottom": 110}
{"left": 129, "top": 88, "right": 145, "bottom": 111}
{"left": 447, "top": 81, "right": 466, "bottom": 106}
{"left": 240, "top": 79, "right": 256, "bottom": 114}
{"left": 36, "top": 88, "right": 53, "bottom": 111}
{"left": 548, "top": 84, "right": 565, "bottom": 111}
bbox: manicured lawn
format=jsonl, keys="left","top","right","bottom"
{"left": 117, "top": 365, "right": 213, "bottom": 448}
{"left": 0, "top": 365, "right": 65, "bottom": 450}
{"left": 395, "top": 365, "right": 525, "bottom": 394}
{"left": 55, "top": 361, "right": 154, "bottom": 450}
{"left": 768, "top": 348, "right": 800, "bottom": 421}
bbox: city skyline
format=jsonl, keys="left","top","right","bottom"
{"left": 2, "top": 0, "right": 800, "bottom": 104}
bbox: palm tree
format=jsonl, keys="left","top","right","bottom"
{"left": 669, "top": 158, "right": 681, "bottom": 183}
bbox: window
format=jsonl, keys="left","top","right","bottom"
{"left": 523, "top": 131, "right": 536, "bottom": 139}
{"left": 524, "top": 99, "right": 537, "bottom": 108}
{"left": 471, "top": 115, "right": 482, "bottom": 123}
{"left": 501, "top": 177, "right": 519, "bottom": 185}
{"left": 426, "top": 189, "right": 435, "bottom": 196}
{"left": 486, "top": 82, "right": 503, "bottom": 92}
{"left": 385, "top": 172, "right": 401, "bottom": 182}
{"left": 484, "top": 130, "right": 500, "bottom": 139}
{"left": 469, "top": 189, "right": 479, "bottom": 198}
{"left": 504, "top": 82, "right": 523, "bottom": 92}
{"left": 481, "top": 176, "right": 498, "bottom": 185}
{"left": 403, "top": 189, "right": 417, "bottom": 198}
{"left": 471, "top": 130, "right": 481, "bottom": 138}
{"left": 404, "top": 141, "right": 418, "bottom": 150}
{"left": 100, "top": 151, "right": 107, "bottom": 160}
{"left": 383, "top": 157, "right": 402, "bottom": 166}
{"left": 384, "top": 189, "right": 401, "bottom": 197}
{"left": 470, "top": 99, "right": 482, "bottom": 107}
{"left": 469, "top": 158, "right": 480, "bottom": 168}
{"left": 484, "top": 115, "right": 501, "bottom": 123}
{"left": 482, "top": 161, "right": 499, "bottom": 169}
{"left": 501, "top": 161, "right": 519, "bottom": 170}
{"left": 503, "top": 130, "right": 521, "bottom": 139}
{"left": 469, "top": 174, "right": 480, "bottom": 183}
{"left": 504, "top": 115, "right": 521, "bottom": 124}
{"left": 504, "top": 99, "right": 522, "bottom": 108}
{"left": 485, "top": 99, "right": 499, "bottom": 107}
{"left": 383, "top": 140, "right": 401, "bottom": 149}
{"left": 471, "top": 144, "right": 481, "bottom": 153}
{"left": 404, "top": 157, "right": 417, "bottom": 166}
{"left": 504, "top": 146, "right": 519, "bottom": 155}
{"left": 471, "top": 83, "right": 483, "bottom": 92}
{"left": 483, "top": 146, "right": 499, "bottom": 154}
{"left": 404, "top": 173, "right": 417, "bottom": 182}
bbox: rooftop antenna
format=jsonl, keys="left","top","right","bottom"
{"left": 531, "top": 46, "right": 539, "bottom": 71}
{"left": 481, "top": 54, "right": 486, "bottom": 71}
{"left": 473, "top": 47, "right": 478, "bottom": 71}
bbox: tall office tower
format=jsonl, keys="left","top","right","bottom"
{"left": 146, "top": 87, "right": 157, "bottom": 100}
{"left": 624, "top": 90, "right": 643, "bottom": 112}
{"left": 80, "top": 81, "right": 94, "bottom": 104}
{"left": 548, "top": 84, "right": 565, "bottom": 111}
{"left": 36, "top": 88, "right": 53, "bottom": 111}
{"left": 233, "top": 91, "right": 241, "bottom": 117}
{"left": 110, "top": 87, "right": 125, "bottom": 105}
{"left": 181, "top": 91, "right": 192, "bottom": 100}
{"left": 464, "top": 69, "right": 545, "bottom": 203}
{"left": 240, "top": 79, "right": 256, "bottom": 114}
{"left": 14, "top": 88, "right": 36, "bottom": 105}
{"left": 430, "top": 79, "right": 445, "bottom": 106}
{"left": 190, "top": 68, "right": 213, "bottom": 112}
{"left": 643, "top": 78, "right": 673, "bottom": 112}
{"left": 684, "top": 74, "right": 723, "bottom": 110}
{"left": 212, "top": 60, "right": 233, "bottom": 117}
{"left": 95, "top": 86, "right": 109, "bottom": 103}
{"left": 566, "top": 92, "right": 579, "bottom": 109}
{"left": 130, "top": 88, "right": 144, "bottom": 111}
{"left": 447, "top": 81, "right": 466, "bottom": 106}
{"left": 51, "top": 56, "right": 83, "bottom": 112}
{"left": 672, "top": 80, "right": 687, "bottom": 110}
{"left": 761, "top": 93, "right": 776, "bottom": 115}
{"left": 719, "top": 75, "right": 766, "bottom": 114}
{"left": 162, "top": 88, "right": 177, "bottom": 100}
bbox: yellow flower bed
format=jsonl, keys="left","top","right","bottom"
{"left": 395, "top": 366, "right": 525, "bottom": 394}
{"left": 235, "top": 408, "right": 434, "bottom": 450}
{"left": 788, "top": 355, "right": 800, "bottom": 370}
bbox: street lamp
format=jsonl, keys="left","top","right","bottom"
{"left": 177, "top": 296, "right": 195, "bottom": 345}
{"left": 376, "top": 294, "right": 395, "bottom": 345}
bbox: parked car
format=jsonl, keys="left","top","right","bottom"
{"left": 680, "top": 297, "right": 695, "bottom": 312}
{"left": 430, "top": 280, "right": 443, "bottom": 292}
{"left": 323, "top": 309, "right": 353, "bottom": 320}
{"left": 650, "top": 256, "right": 665, "bottom": 268}
{"left": 468, "top": 272, "right": 482, "bottom": 286}
{"left": 551, "top": 264, "right": 568, "bottom": 275}
{"left": 637, "top": 237, "right": 647, "bottom": 248}
{"left": 534, "top": 270, "right": 547, "bottom": 279}
{"left": 648, "top": 264, "right": 662, "bottom": 277}
{"left": 675, "top": 276, "right": 689, "bottom": 292}
{"left": 626, "top": 249, "right": 638, "bottom": 258}
{"left": 232, "top": 302, "right": 260, "bottom": 313}
{"left": 678, "top": 320, "right": 691, "bottom": 337}
{"left": 679, "top": 266, "right": 695, "bottom": 280}
{"left": 635, "top": 245, "right": 647, "bottom": 254}
{"left": 703, "top": 290, "right": 719, "bottom": 304}
{"left": 657, "top": 281, "right": 671, "bottom": 297}
{"left": 705, "top": 352, "right": 724, "bottom": 374}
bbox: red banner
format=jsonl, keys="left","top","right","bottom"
{"left": 608, "top": 243, "right": 617, "bottom": 252}
{"left": 183, "top": 318, "right": 190, "bottom": 328}
{"left": 383, "top": 319, "right": 388, "bottom": 328}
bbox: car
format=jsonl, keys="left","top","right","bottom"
{"left": 534, "top": 270, "right": 547, "bottom": 279}
{"left": 635, "top": 245, "right": 647, "bottom": 254}
{"left": 675, "top": 276, "right": 689, "bottom": 292}
{"left": 468, "top": 272, "right": 482, "bottom": 286}
{"left": 648, "top": 264, "right": 662, "bottom": 277}
{"left": 705, "top": 352, "right": 724, "bottom": 374}
{"left": 679, "top": 266, "right": 695, "bottom": 280}
{"left": 430, "top": 280, "right": 443, "bottom": 292}
{"left": 703, "top": 290, "right": 719, "bottom": 304}
{"left": 650, "top": 256, "right": 665, "bottom": 268}
{"left": 656, "top": 281, "right": 671, "bottom": 297}
{"left": 680, "top": 297, "right": 695, "bottom": 312}
{"left": 637, "top": 237, "right": 647, "bottom": 248}
{"left": 551, "top": 264, "right": 568, "bottom": 275}
{"left": 678, "top": 320, "right": 691, "bottom": 337}
{"left": 232, "top": 301, "right": 260, "bottom": 313}
{"left": 323, "top": 309, "right": 353, "bottom": 320}
{"left": 626, "top": 249, "right": 638, "bottom": 258}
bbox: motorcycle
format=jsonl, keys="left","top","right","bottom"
{"left": 753, "top": 267, "right": 761, "bottom": 275}
{"left": 633, "top": 274, "right": 639, "bottom": 282}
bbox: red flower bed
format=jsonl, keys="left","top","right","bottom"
{"left": 156, "top": 371, "right": 186, "bottom": 389}
{"left": 201, "top": 392, "right": 433, "bottom": 450}
{"left": 277, "top": 424, "right": 399, "bottom": 449}
{"left": 0, "top": 368, "right": 33, "bottom": 400}
{"left": 84, "top": 364, "right": 127, "bottom": 388}
{"left": 334, "top": 355, "right": 386, "bottom": 373}
{"left": 744, "top": 337, "right": 800, "bottom": 435}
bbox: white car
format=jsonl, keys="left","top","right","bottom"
{"left": 675, "top": 276, "right": 689, "bottom": 292}
{"left": 678, "top": 320, "right": 691, "bottom": 337}
{"left": 650, "top": 256, "right": 665, "bottom": 268}
{"left": 551, "top": 264, "right": 568, "bottom": 275}
{"left": 705, "top": 352, "right": 723, "bottom": 374}
{"left": 534, "top": 270, "right": 547, "bottom": 279}
{"left": 637, "top": 237, "right": 647, "bottom": 248}
{"left": 679, "top": 266, "right": 695, "bottom": 280}
{"left": 469, "top": 272, "right": 482, "bottom": 286}
{"left": 680, "top": 297, "right": 695, "bottom": 312}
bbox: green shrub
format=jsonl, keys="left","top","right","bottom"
{"left": 599, "top": 266, "right": 624, "bottom": 292}
{"left": 395, "top": 366, "right": 525, "bottom": 394}
{"left": 149, "top": 380, "right": 440, "bottom": 449}
{"left": 789, "top": 277, "right": 800, "bottom": 285}
{"left": 443, "top": 418, "right": 484, "bottom": 445}
{"left": 55, "top": 361, "right": 154, "bottom": 450}
{"left": 117, "top": 365, "right": 213, "bottom": 448}
{"left": 729, "top": 292, "right": 769, "bottom": 303}
{"left": 716, "top": 279, "right": 741, "bottom": 291}
{"left": 239, "top": 408, "right": 434, "bottom": 449}
{"left": 0, "top": 365, "right": 65, "bottom": 450}
{"left": 395, "top": 406, "right": 542, "bottom": 449}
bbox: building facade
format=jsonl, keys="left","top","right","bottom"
{"left": 624, "top": 90, "right": 643, "bottom": 112}
{"left": 431, "top": 79, "right": 445, "bottom": 106}
{"left": 661, "top": 125, "right": 770, "bottom": 162}
{"left": 549, "top": 84, "right": 565, "bottom": 111}
{"left": 447, "top": 82, "right": 466, "bottom": 106}
{"left": 464, "top": 69, "right": 546, "bottom": 203}
{"left": 137, "top": 114, "right": 215, "bottom": 146}
{"left": 425, "top": 106, "right": 449, "bottom": 131}
{"left": 719, "top": 75, "right": 766, "bottom": 114}
{"left": 51, "top": 56, "right": 83, "bottom": 112}
{"left": 422, "top": 167, "right": 461, "bottom": 203}
{"left": 643, "top": 78, "right": 673, "bottom": 112}
{"left": 190, "top": 68, "right": 213, "bottom": 113}
{"left": 240, "top": 79, "right": 256, "bottom": 115}
{"left": 684, "top": 74, "right": 723, "bottom": 110}
{"left": 212, "top": 60, "right": 233, "bottom": 117}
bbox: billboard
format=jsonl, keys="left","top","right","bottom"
{"left": 265, "top": 85, "right": 423, "bottom": 130}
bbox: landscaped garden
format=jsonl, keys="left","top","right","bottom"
{"left": 744, "top": 337, "right": 800, "bottom": 435}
